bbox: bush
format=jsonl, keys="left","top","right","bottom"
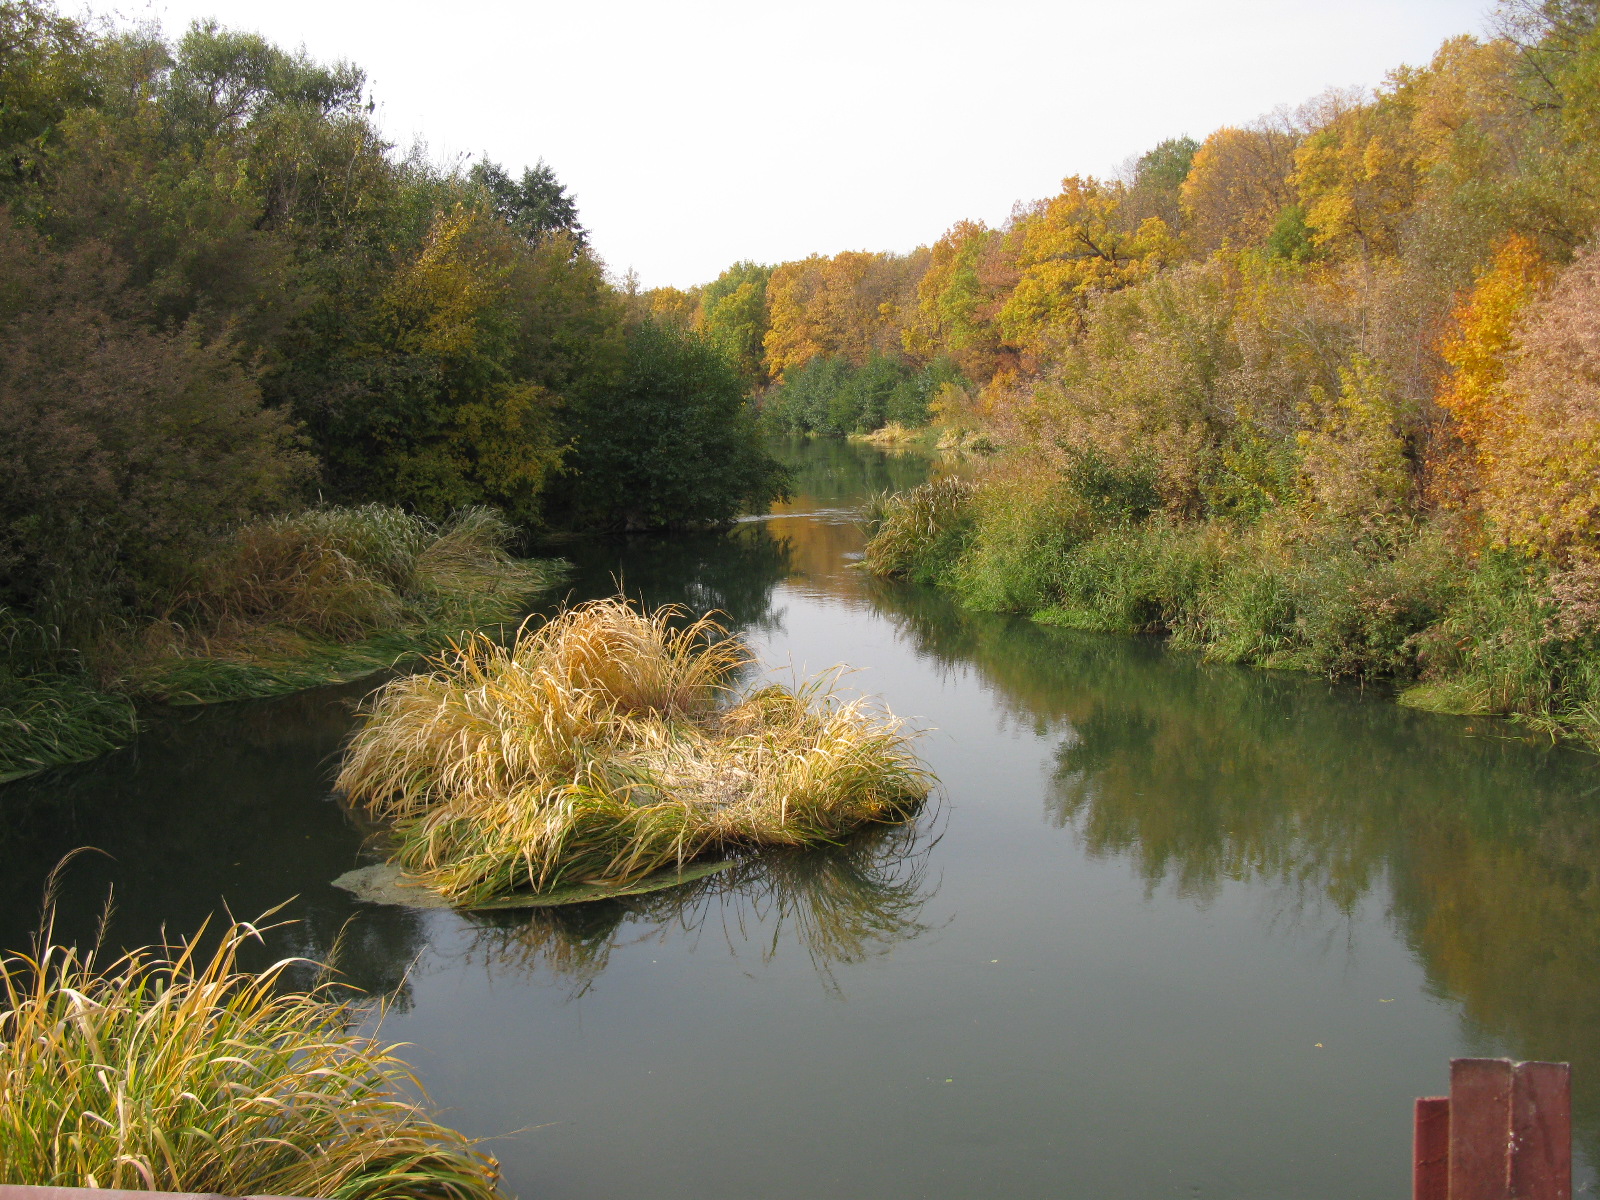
{"left": 862, "top": 476, "right": 976, "bottom": 584}
{"left": 0, "top": 217, "right": 311, "bottom": 623}
{"left": 761, "top": 353, "right": 962, "bottom": 436}
{"left": 1402, "top": 551, "right": 1600, "bottom": 742}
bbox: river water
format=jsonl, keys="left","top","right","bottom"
{"left": 3, "top": 437, "right": 1599, "bottom": 1199}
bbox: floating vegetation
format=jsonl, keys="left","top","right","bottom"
{"left": 336, "top": 598, "right": 932, "bottom": 906}
{"left": 0, "top": 914, "right": 504, "bottom": 1197}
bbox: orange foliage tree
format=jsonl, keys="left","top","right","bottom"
{"left": 1432, "top": 234, "right": 1549, "bottom": 506}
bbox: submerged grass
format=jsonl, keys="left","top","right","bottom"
{"left": 337, "top": 598, "right": 933, "bottom": 905}
{"left": 0, "top": 913, "right": 504, "bottom": 1198}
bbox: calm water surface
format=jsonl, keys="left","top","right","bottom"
{"left": 4, "top": 437, "right": 1600, "bottom": 1199}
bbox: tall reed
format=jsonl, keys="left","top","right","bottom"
{"left": 0, "top": 915, "right": 505, "bottom": 1198}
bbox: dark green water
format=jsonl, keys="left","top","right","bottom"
{"left": 4, "top": 436, "right": 1599, "bottom": 1199}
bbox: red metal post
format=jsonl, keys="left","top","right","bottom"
{"left": 1510, "top": 1061, "right": 1571, "bottom": 1200}
{"left": 1449, "top": 1058, "right": 1516, "bottom": 1200}
{"left": 1416, "top": 1096, "right": 1451, "bottom": 1200}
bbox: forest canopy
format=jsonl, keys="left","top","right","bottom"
{"left": 0, "top": 0, "right": 785, "bottom": 630}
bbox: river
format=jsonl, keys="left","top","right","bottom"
{"left": 3, "top": 436, "right": 1598, "bottom": 1199}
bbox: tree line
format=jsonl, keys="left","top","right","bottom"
{"left": 0, "top": 1, "right": 785, "bottom": 641}
{"left": 635, "top": 0, "right": 1600, "bottom": 741}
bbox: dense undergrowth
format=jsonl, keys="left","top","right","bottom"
{"left": 865, "top": 474, "right": 1600, "bottom": 747}
{"left": 0, "top": 913, "right": 504, "bottom": 1196}
{"left": 337, "top": 598, "right": 931, "bottom": 905}
{"left": 0, "top": 504, "right": 558, "bottom": 782}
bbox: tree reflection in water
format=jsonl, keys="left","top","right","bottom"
{"left": 871, "top": 565, "right": 1600, "bottom": 1160}
{"left": 448, "top": 817, "right": 942, "bottom": 998}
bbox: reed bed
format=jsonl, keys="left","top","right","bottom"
{"left": 861, "top": 476, "right": 974, "bottom": 578}
{"left": 131, "top": 505, "right": 556, "bottom": 704}
{"left": 0, "top": 916, "right": 503, "bottom": 1198}
{"left": 337, "top": 598, "right": 932, "bottom": 905}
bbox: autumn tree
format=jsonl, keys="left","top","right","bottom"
{"left": 1180, "top": 124, "right": 1300, "bottom": 252}
{"left": 1474, "top": 240, "right": 1600, "bottom": 559}
{"left": 764, "top": 249, "right": 923, "bottom": 375}
{"left": 902, "top": 220, "right": 1014, "bottom": 381}
{"left": 699, "top": 260, "right": 771, "bottom": 383}
{"left": 998, "top": 175, "right": 1177, "bottom": 357}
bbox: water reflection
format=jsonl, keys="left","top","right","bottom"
{"left": 8, "top": 437, "right": 1600, "bottom": 1199}
{"left": 546, "top": 522, "right": 794, "bottom": 633}
{"left": 448, "top": 820, "right": 942, "bottom": 998}
{"left": 872, "top": 557, "right": 1600, "bottom": 1156}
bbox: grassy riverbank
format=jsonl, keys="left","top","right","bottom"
{"left": 337, "top": 598, "right": 931, "bottom": 905}
{"left": 1, "top": 505, "right": 561, "bottom": 782}
{"left": 865, "top": 477, "right": 1600, "bottom": 748}
{"left": 0, "top": 914, "right": 504, "bottom": 1197}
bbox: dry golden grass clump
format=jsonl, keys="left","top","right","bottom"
{"left": 0, "top": 916, "right": 503, "bottom": 1198}
{"left": 336, "top": 598, "right": 932, "bottom": 905}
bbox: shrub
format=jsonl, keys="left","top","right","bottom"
{"left": 1480, "top": 243, "right": 1600, "bottom": 560}
{"left": 0, "top": 217, "right": 311, "bottom": 622}
{"left": 557, "top": 318, "right": 788, "bottom": 530}
{"left": 1035, "top": 520, "right": 1218, "bottom": 634}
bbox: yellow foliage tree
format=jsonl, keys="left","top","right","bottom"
{"left": 367, "top": 205, "right": 567, "bottom": 516}
{"left": 901, "top": 219, "right": 1012, "bottom": 380}
{"left": 997, "top": 176, "right": 1176, "bottom": 357}
{"left": 1476, "top": 244, "right": 1600, "bottom": 560}
{"left": 1293, "top": 95, "right": 1420, "bottom": 259}
{"left": 1298, "top": 355, "right": 1414, "bottom": 524}
{"left": 764, "top": 250, "right": 922, "bottom": 376}
{"left": 1180, "top": 126, "right": 1299, "bottom": 252}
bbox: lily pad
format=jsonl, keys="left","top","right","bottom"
{"left": 332, "top": 859, "right": 735, "bottom": 910}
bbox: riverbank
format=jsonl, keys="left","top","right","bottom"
{"left": 1, "top": 506, "right": 562, "bottom": 783}
{"left": 864, "top": 476, "right": 1600, "bottom": 749}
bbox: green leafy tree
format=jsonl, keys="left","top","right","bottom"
{"left": 470, "top": 158, "right": 586, "bottom": 246}
{"left": 698, "top": 260, "right": 771, "bottom": 383}
{"left": 559, "top": 318, "right": 787, "bottom": 529}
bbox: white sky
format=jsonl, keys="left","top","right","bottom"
{"left": 96, "top": 0, "right": 1494, "bottom": 289}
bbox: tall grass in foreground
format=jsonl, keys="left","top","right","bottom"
{"left": 0, "top": 916, "right": 504, "bottom": 1198}
{"left": 337, "top": 598, "right": 932, "bottom": 905}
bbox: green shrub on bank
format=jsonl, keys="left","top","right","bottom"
{"left": 865, "top": 472, "right": 1600, "bottom": 746}
{"left": 0, "top": 915, "right": 504, "bottom": 1197}
{"left": 861, "top": 477, "right": 975, "bottom": 584}
{"left": 1400, "top": 552, "right": 1600, "bottom": 743}
{"left": 762, "top": 354, "right": 963, "bottom": 436}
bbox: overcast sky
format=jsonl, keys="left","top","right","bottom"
{"left": 95, "top": 0, "right": 1495, "bottom": 289}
